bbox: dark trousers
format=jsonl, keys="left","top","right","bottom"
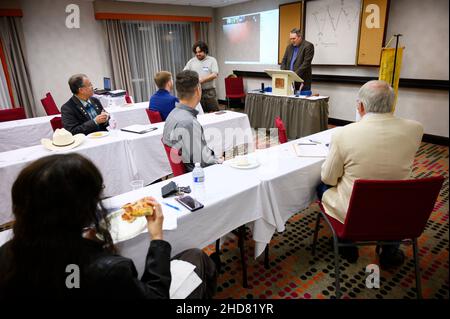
{"left": 172, "top": 248, "right": 217, "bottom": 299}
{"left": 315, "top": 182, "right": 399, "bottom": 251}
{"left": 201, "top": 88, "right": 219, "bottom": 112}
{"left": 294, "top": 81, "right": 311, "bottom": 92}
{"left": 316, "top": 182, "right": 332, "bottom": 201}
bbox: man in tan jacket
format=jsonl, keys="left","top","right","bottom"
{"left": 319, "top": 80, "right": 423, "bottom": 267}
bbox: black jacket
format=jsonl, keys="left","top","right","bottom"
{"left": 0, "top": 239, "right": 172, "bottom": 299}
{"left": 61, "top": 95, "right": 109, "bottom": 135}
{"left": 280, "top": 40, "right": 315, "bottom": 90}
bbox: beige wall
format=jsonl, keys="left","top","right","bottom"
{"left": 18, "top": 0, "right": 216, "bottom": 116}
{"left": 16, "top": 0, "right": 449, "bottom": 136}
{"left": 20, "top": 0, "right": 111, "bottom": 116}
{"left": 0, "top": 0, "right": 21, "bottom": 10}
{"left": 94, "top": 0, "right": 213, "bottom": 17}
{"left": 214, "top": 0, "right": 449, "bottom": 137}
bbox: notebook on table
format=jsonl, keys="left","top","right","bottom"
{"left": 120, "top": 124, "right": 157, "bottom": 134}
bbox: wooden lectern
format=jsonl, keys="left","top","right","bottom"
{"left": 264, "top": 69, "right": 304, "bottom": 96}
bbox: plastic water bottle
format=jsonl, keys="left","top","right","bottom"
{"left": 192, "top": 163, "right": 205, "bottom": 201}
{"left": 107, "top": 115, "right": 118, "bottom": 136}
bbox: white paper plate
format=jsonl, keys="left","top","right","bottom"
{"left": 229, "top": 158, "right": 260, "bottom": 169}
{"left": 88, "top": 131, "right": 109, "bottom": 138}
{"left": 103, "top": 209, "right": 147, "bottom": 243}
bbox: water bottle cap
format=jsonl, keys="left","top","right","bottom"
{"left": 195, "top": 163, "right": 200, "bottom": 167}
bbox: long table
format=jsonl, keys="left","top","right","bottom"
{"left": 0, "top": 102, "right": 150, "bottom": 152}
{"left": 101, "top": 128, "right": 337, "bottom": 277}
{"left": 245, "top": 92, "right": 329, "bottom": 140}
{"left": 0, "top": 111, "right": 253, "bottom": 225}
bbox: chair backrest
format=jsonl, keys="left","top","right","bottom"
{"left": 0, "top": 107, "right": 26, "bottom": 122}
{"left": 341, "top": 176, "right": 445, "bottom": 241}
{"left": 146, "top": 109, "right": 163, "bottom": 124}
{"left": 225, "top": 77, "right": 244, "bottom": 96}
{"left": 40, "top": 92, "right": 60, "bottom": 115}
{"left": 162, "top": 140, "right": 186, "bottom": 177}
{"left": 274, "top": 116, "right": 287, "bottom": 144}
{"left": 50, "top": 116, "right": 62, "bottom": 131}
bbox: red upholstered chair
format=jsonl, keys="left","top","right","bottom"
{"left": 162, "top": 141, "right": 186, "bottom": 177}
{"left": 40, "top": 92, "right": 60, "bottom": 115}
{"left": 146, "top": 109, "right": 163, "bottom": 124}
{"left": 50, "top": 116, "right": 62, "bottom": 131}
{"left": 274, "top": 116, "right": 288, "bottom": 144}
{"left": 0, "top": 107, "right": 26, "bottom": 122}
{"left": 311, "top": 176, "right": 445, "bottom": 299}
{"left": 161, "top": 139, "right": 249, "bottom": 288}
{"left": 225, "top": 77, "right": 245, "bottom": 108}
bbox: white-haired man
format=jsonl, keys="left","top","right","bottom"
{"left": 318, "top": 80, "right": 423, "bottom": 268}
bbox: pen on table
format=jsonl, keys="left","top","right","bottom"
{"left": 162, "top": 202, "right": 181, "bottom": 211}
{"left": 309, "top": 139, "right": 321, "bottom": 144}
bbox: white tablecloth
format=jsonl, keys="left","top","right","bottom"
{"left": 102, "top": 164, "right": 267, "bottom": 277}
{"left": 227, "top": 129, "right": 339, "bottom": 257}
{"left": 105, "top": 102, "right": 150, "bottom": 128}
{"left": 0, "top": 102, "right": 151, "bottom": 152}
{"left": 94, "top": 94, "right": 127, "bottom": 108}
{"left": 120, "top": 111, "right": 254, "bottom": 186}
{"left": 0, "top": 136, "right": 134, "bottom": 225}
{"left": 0, "top": 115, "right": 56, "bottom": 152}
{"left": 100, "top": 128, "right": 337, "bottom": 276}
{"left": 0, "top": 111, "right": 253, "bottom": 225}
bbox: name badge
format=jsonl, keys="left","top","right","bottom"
{"left": 202, "top": 66, "right": 209, "bottom": 71}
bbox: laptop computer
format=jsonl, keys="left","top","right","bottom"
{"left": 94, "top": 77, "right": 112, "bottom": 95}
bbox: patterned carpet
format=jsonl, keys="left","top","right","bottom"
{"left": 207, "top": 137, "right": 449, "bottom": 299}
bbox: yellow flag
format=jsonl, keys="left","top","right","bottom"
{"left": 379, "top": 47, "right": 404, "bottom": 111}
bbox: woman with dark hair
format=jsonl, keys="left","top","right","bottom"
{"left": 0, "top": 154, "right": 216, "bottom": 299}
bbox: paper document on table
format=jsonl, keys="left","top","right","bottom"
{"left": 305, "top": 95, "right": 328, "bottom": 100}
{"left": 170, "top": 260, "right": 202, "bottom": 299}
{"left": 162, "top": 207, "right": 178, "bottom": 230}
{"left": 121, "top": 124, "right": 157, "bottom": 134}
{"left": 293, "top": 143, "right": 328, "bottom": 157}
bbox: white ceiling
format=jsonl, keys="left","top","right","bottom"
{"left": 115, "top": 0, "right": 251, "bottom": 8}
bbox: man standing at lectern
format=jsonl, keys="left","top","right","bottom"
{"left": 280, "top": 28, "right": 314, "bottom": 92}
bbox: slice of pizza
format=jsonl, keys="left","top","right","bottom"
{"left": 121, "top": 197, "right": 154, "bottom": 223}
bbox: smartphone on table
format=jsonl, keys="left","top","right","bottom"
{"left": 175, "top": 195, "right": 204, "bottom": 212}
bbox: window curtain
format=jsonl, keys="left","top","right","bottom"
{"left": 194, "top": 22, "right": 209, "bottom": 44}
{"left": 104, "top": 20, "right": 134, "bottom": 97}
{"left": 0, "top": 60, "right": 10, "bottom": 109}
{"left": 121, "top": 20, "right": 194, "bottom": 103}
{"left": 0, "top": 17, "right": 36, "bottom": 116}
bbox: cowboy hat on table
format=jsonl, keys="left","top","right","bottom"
{"left": 41, "top": 128, "right": 85, "bottom": 151}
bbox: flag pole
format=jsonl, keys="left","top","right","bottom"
{"left": 391, "top": 34, "right": 402, "bottom": 86}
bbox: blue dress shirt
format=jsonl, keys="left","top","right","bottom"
{"left": 290, "top": 46, "right": 299, "bottom": 71}
{"left": 149, "top": 89, "right": 179, "bottom": 121}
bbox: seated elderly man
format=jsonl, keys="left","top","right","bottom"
{"left": 162, "top": 70, "right": 223, "bottom": 172}
{"left": 318, "top": 80, "right": 423, "bottom": 268}
{"left": 61, "top": 74, "right": 109, "bottom": 135}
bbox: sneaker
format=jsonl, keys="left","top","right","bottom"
{"left": 379, "top": 247, "right": 405, "bottom": 269}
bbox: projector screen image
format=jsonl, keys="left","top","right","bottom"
{"left": 222, "top": 9, "right": 279, "bottom": 65}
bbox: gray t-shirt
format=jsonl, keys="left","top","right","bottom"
{"left": 184, "top": 55, "right": 219, "bottom": 90}
{"left": 162, "top": 104, "right": 217, "bottom": 172}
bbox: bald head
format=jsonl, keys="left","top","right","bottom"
{"left": 358, "top": 80, "right": 395, "bottom": 113}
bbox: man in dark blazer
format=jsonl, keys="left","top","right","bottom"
{"left": 280, "top": 28, "right": 315, "bottom": 91}
{"left": 61, "top": 74, "right": 109, "bottom": 135}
